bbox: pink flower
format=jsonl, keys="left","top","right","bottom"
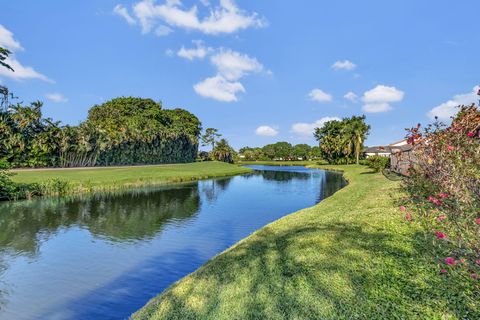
{"left": 438, "top": 193, "right": 449, "bottom": 198}
{"left": 405, "top": 213, "right": 412, "bottom": 221}
{"left": 440, "top": 268, "right": 447, "bottom": 274}
{"left": 428, "top": 196, "right": 442, "bottom": 206}
{"left": 467, "top": 132, "right": 475, "bottom": 137}
{"left": 475, "top": 260, "right": 480, "bottom": 266}
{"left": 476, "top": 218, "right": 480, "bottom": 225}
{"left": 436, "top": 215, "right": 447, "bottom": 222}
{"left": 435, "top": 231, "right": 447, "bottom": 239}
{"left": 399, "top": 205, "right": 406, "bottom": 212}
{"left": 447, "top": 145, "right": 455, "bottom": 151}
{"left": 471, "top": 274, "right": 478, "bottom": 279}
{"left": 459, "top": 259, "right": 466, "bottom": 264}
{"left": 444, "top": 257, "right": 456, "bottom": 265}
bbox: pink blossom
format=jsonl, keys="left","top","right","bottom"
{"left": 435, "top": 231, "right": 447, "bottom": 239}
{"left": 405, "top": 213, "right": 412, "bottom": 221}
{"left": 444, "top": 257, "right": 456, "bottom": 265}
{"left": 428, "top": 196, "right": 442, "bottom": 206}
{"left": 399, "top": 205, "right": 406, "bottom": 212}
{"left": 476, "top": 218, "right": 480, "bottom": 225}
{"left": 436, "top": 215, "right": 447, "bottom": 222}
{"left": 475, "top": 260, "right": 480, "bottom": 266}
{"left": 467, "top": 132, "right": 475, "bottom": 137}
{"left": 471, "top": 274, "right": 478, "bottom": 279}
{"left": 438, "top": 193, "right": 449, "bottom": 198}
{"left": 459, "top": 259, "right": 466, "bottom": 264}
{"left": 447, "top": 145, "right": 455, "bottom": 151}
{"left": 440, "top": 268, "right": 447, "bottom": 274}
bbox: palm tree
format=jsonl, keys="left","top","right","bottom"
{"left": 349, "top": 116, "right": 370, "bottom": 164}
{"left": 211, "top": 139, "right": 235, "bottom": 163}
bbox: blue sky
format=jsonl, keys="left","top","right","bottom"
{"left": 1, "top": 0, "right": 479, "bottom": 149}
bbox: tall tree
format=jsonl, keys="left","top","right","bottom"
{"left": 201, "top": 128, "right": 221, "bottom": 150}
{"left": 314, "top": 115, "right": 369, "bottom": 164}
{"left": 348, "top": 116, "right": 370, "bottom": 164}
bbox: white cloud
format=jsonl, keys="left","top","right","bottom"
{"left": 194, "top": 75, "right": 245, "bottom": 102}
{"left": 428, "top": 86, "right": 480, "bottom": 121}
{"left": 255, "top": 125, "right": 278, "bottom": 136}
{"left": 291, "top": 116, "right": 341, "bottom": 136}
{"left": 193, "top": 48, "right": 265, "bottom": 102}
{"left": 0, "top": 25, "right": 52, "bottom": 83}
{"left": 177, "top": 40, "right": 212, "bottom": 60}
{"left": 344, "top": 91, "right": 358, "bottom": 102}
{"left": 119, "top": 0, "right": 266, "bottom": 35}
{"left": 155, "top": 25, "right": 173, "bottom": 36}
{"left": 308, "top": 88, "right": 332, "bottom": 103}
{"left": 361, "top": 85, "right": 404, "bottom": 113}
{"left": 0, "top": 57, "right": 52, "bottom": 82}
{"left": 113, "top": 4, "right": 137, "bottom": 25}
{"left": 362, "top": 102, "right": 391, "bottom": 113}
{"left": 332, "top": 60, "right": 356, "bottom": 71}
{"left": 0, "top": 25, "right": 23, "bottom": 51}
{"left": 210, "top": 49, "right": 263, "bottom": 80}
{"left": 45, "top": 93, "right": 68, "bottom": 103}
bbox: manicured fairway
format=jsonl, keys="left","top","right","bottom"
{"left": 12, "top": 161, "right": 251, "bottom": 193}
{"left": 132, "top": 165, "right": 479, "bottom": 320}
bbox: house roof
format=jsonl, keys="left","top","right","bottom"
{"left": 364, "top": 144, "right": 413, "bottom": 154}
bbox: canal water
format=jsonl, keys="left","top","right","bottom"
{"left": 0, "top": 165, "right": 345, "bottom": 319}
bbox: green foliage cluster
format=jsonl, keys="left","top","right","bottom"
{"left": 366, "top": 155, "right": 390, "bottom": 172}
{"left": 0, "top": 97, "right": 202, "bottom": 168}
{"left": 314, "top": 115, "right": 370, "bottom": 164}
{"left": 239, "top": 142, "right": 321, "bottom": 161}
{"left": 211, "top": 139, "right": 236, "bottom": 163}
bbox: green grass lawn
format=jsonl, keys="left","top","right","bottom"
{"left": 11, "top": 161, "right": 251, "bottom": 193}
{"left": 132, "top": 165, "right": 479, "bottom": 320}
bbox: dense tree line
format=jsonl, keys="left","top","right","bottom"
{"left": 0, "top": 96, "right": 202, "bottom": 168}
{"left": 314, "top": 115, "right": 370, "bottom": 164}
{"left": 239, "top": 142, "right": 321, "bottom": 161}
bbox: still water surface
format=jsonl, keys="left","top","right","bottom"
{"left": 0, "top": 165, "right": 345, "bottom": 319}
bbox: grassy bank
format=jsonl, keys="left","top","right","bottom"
{"left": 11, "top": 162, "right": 251, "bottom": 195}
{"left": 133, "top": 165, "right": 478, "bottom": 319}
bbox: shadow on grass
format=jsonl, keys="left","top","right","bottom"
{"left": 135, "top": 222, "right": 479, "bottom": 320}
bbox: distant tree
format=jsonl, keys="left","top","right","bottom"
{"left": 314, "top": 120, "right": 345, "bottom": 164}
{"left": 212, "top": 139, "right": 235, "bottom": 163}
{"left": 239, "top": 147, "right": 265, "bottom": 161}
{"left": 310, "top": 146, "right": 321, "bottom": 159}
{"left": 314, "top": 115, "right": 370, "bottom": 164}
{"left": 293, "top": 144, "right": 311, "bottom": 160}
{"left": 262, "top": 142, "right": 293, "bottom": 160}
{"left": 201, "top": 128, "right": 221, "bottom": 150}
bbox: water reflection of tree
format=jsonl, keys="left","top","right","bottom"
{"left": 259, "top": 170, "right": 310, "bottom": 182}
{"left": 317, "top": 171, "right": 347, "bottom": 202}
{"left": 0, "top": 184, "right": 201, "bottom": 255}
{"left": 200, "top": 177, "right": 233, "bottom": 203}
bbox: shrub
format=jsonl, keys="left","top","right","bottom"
{"left": 366, "top": 156, "right": 389, "bottom": 172}
{"left": 401, "top": 104, "right": 480, "bottom": 285}
{"left": 0, "top": 159, "right": 16, "bottom": 200}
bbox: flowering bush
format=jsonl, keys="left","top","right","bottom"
{"left": 402, "top": 104, "right": 480, "bottom": 285}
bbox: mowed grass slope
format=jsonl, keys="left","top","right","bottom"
{"left": 12, "top": 161, "right": 251, "bottom": 192}
{"left": 133, "top": 165, "right": 479, "bottom": 320}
